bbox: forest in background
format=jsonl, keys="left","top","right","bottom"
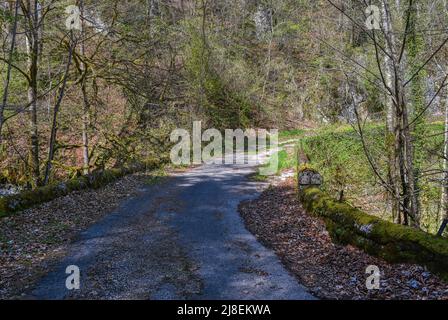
{"left": 1, "top": 0, "right": 448, "bottom": 234}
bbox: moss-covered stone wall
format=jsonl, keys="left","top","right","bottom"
{"left": 0, "top": 159, "right": 165, "bottom": 218}
{"left": 300, "top": 187, "right": 448, "bottom": 281}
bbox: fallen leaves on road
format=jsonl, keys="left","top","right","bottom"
{"left": 239, "top": 179, "right": 448, "bottom": 300}
{"left": 0, "top": 173, "right": 150, "bottom": 299}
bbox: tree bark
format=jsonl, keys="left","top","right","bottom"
{"left": 79, "top": 0, "right": 90, "bottom": 175}
{"left": 0, "top": 0, "right": 19, "bottom": 143}
{"left": 25, "top": 0, "right": 41, "bottom": 187}
{"left": 43, "top": 36, "right": 75, "bottom": 185}
{"left": 381, "top": 0, "right": 402, "bottom": 224}
{"left": 441, "top": 77, "right": 448, "bottom": 227}
{"left": 381, "top": 0, "right": 419, "bottom": 226}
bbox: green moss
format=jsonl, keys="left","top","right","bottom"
{"left": 0, "top": 197, "right": 8, "bottom": 217}
{"left": 301, "top": 123, "right": 448, "bottom": 233}
{"left": 66, "top": 176, "right": 89, "bottom": 191}
{"left": 249, "top": 172, "right": 269, "bottom": 182}
{"left": 300, "top": 187, "right": 448, "bottom": 280}
{"left": 298, "top": 164, "right": 318, "bottom": 173}
{"left": 0, "top": 159, "right": 167, "bottom": 219}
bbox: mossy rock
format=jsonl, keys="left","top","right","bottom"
{"left": 0, "top": 158, "right": 168, "bottom": 219}
{"left": 300, "top": 187, "right": 448, "bottom": 281}
{"left": 298, "top": 165, "right": 319, "bottom": 174}
{"left": 0, "top": 197, "right": 11, "bottom": 217}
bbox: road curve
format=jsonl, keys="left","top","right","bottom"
{"left": 29, "top": 154, "right": 315, "bottom": 300}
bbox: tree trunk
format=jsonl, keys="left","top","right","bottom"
{"left": 26, "top": 0, "right": 41, "bottom": 188}
{"left": 382, "top": 1, "right": 401, "bottom": 224}
{"left": 407, "top": 0, "right": 424, "bottom": 227}
{"left": 440, "top": 79, "right": 448, "bottom": 228}
{"left": 381, "top": 0, "right": 419, "bottom": 226}
{"left": 0, "top": 0, "right": 19, "bottom": 143}
{"left": 400, "top": 81, "right": 419, "bottom": 226}
{"left": 79, "top": 0, "right": 90, "bottom": 175}
{"left": 437, "top": 0, "right": 448, "bottom": 233}
{"left": 43, "top": 36, "right": 74, "bottom": 185}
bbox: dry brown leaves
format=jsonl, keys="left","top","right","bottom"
{"left": 239, "top": 179, "right": 448, "bottom": 300}
{"left": 0, "top": 173, "right": 150, "bottom": 299}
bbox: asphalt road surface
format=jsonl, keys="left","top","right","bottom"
{"left": 29, "top": 153, "right": 315, "bottom": 300}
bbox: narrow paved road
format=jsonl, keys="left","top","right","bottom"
{"left": 29, "top": 154, "right": 314, "bottom": 300}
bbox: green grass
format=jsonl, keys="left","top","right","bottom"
{"left": 250, "top": 149, "right": 298, "bottom": 181}
{"left": 279, "top": 129, "right": 305, "bottom": 140}
{"left": 277, "top": 149, "right": 297, "bottom": 171}
{"left": 271, "top": 124, "right": 447, "bottom": 234}
{"left": 145, "top": 168, "right": 169, "bottom": 185}
{"left": 249, "top": 172, "right": 269, "bottom": 182}
{"left": 295, "top": 122, "right": 446, "bottom": 234}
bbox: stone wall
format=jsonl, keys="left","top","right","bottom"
{"left": 0, "top": 159, "right": 164, "bottom": 217}
{"left": 299, "top": 185, "right": 448, "bottom": 281}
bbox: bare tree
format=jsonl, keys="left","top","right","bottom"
{"left": 440, "top": 89, "right": 448, "bottom": 235}
{"left": 22, "top": 0, "right": 42, "bottom": 187}
{"left": 326, "top": 0, "right": 448, "bottom": 228}
{"left": 79, "top": 0, "right": 90, "bottom": 175}
{"left": 43, "top": 34, "right": 75, "bottom": 185}
{"left": 0, "top": 0, "right": 19, "bottom": 143}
